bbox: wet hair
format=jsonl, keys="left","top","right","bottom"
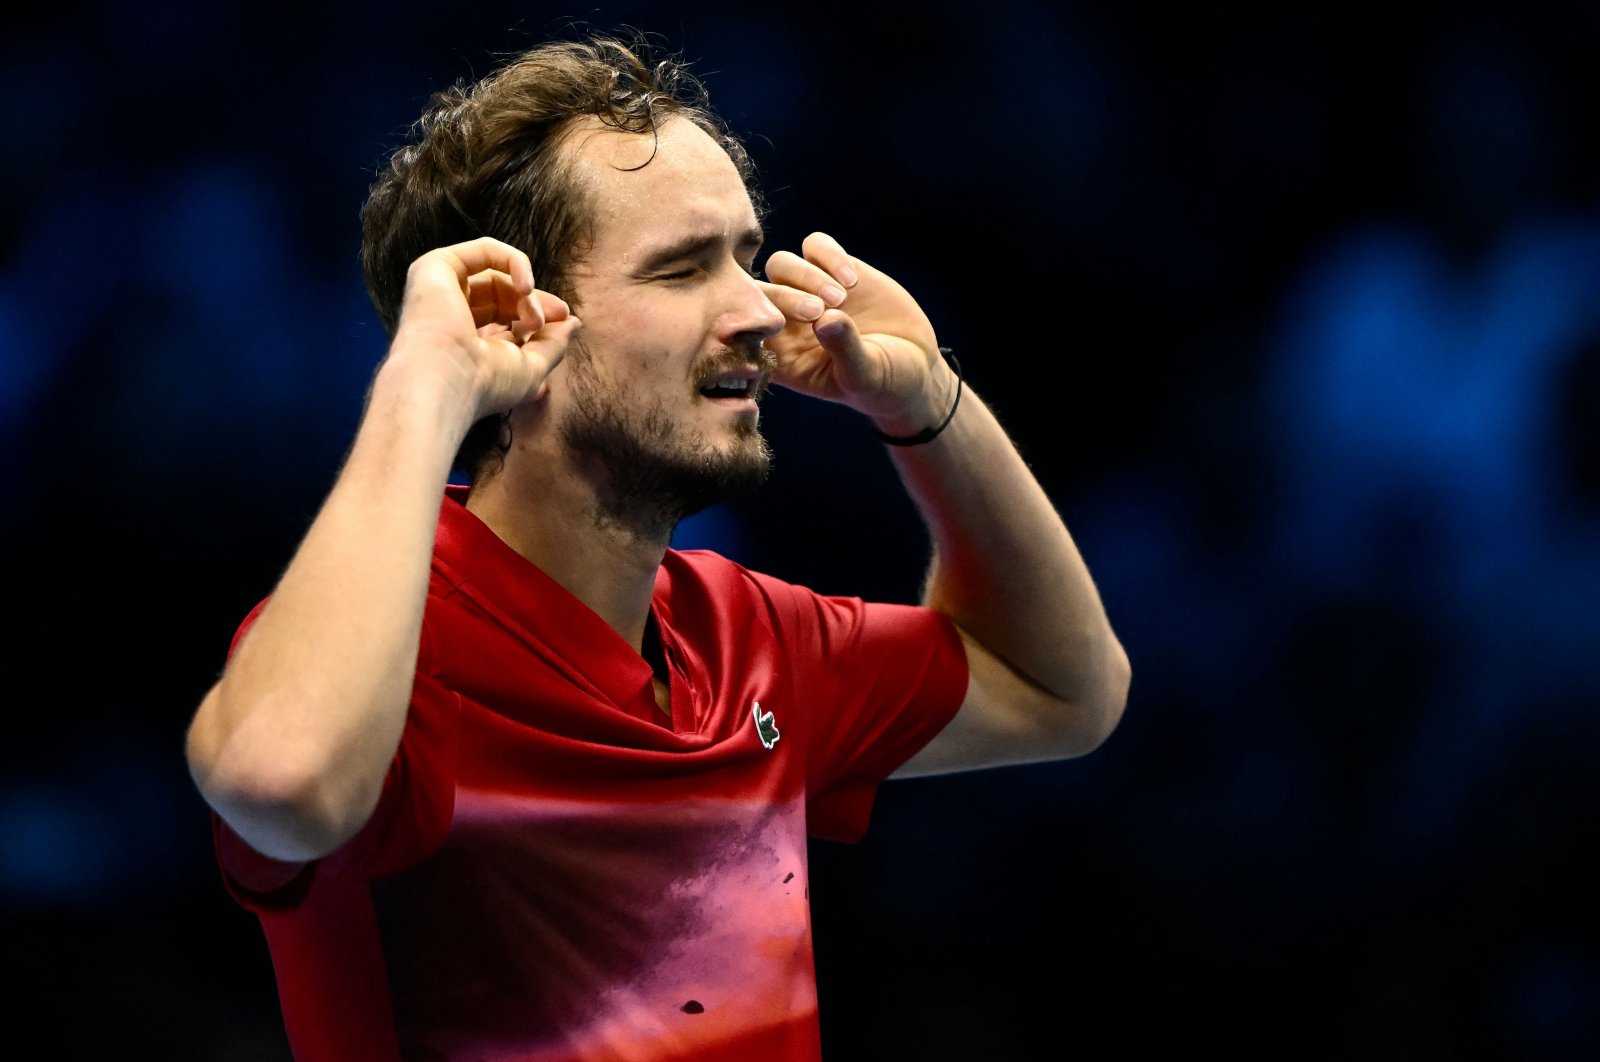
{"left": 358, "top": 31, "right": 764, "bottom": 482}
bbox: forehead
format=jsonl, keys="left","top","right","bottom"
{"left": 566, "top": 116, "right": 758, "bottom": 265}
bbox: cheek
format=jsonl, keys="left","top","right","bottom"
{"left": 575, "top": 286, "right": 710, "bottom": 382}
{"left": 596, "top": 286, "right": 664, "bottom": 333}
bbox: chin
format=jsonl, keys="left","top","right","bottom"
{"left": 723, "top": 422, "right": 769, "bottom": 463}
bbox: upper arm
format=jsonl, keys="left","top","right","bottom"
{"left": 891, "top": 626, "right": 1128, "bottom": 778}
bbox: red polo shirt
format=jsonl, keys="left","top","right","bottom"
{"left": 213, "top": 486, "right": 968, "bottom": 1061}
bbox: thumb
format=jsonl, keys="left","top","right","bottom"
{"left": 812, "top": 309, "right": 875, "bottom": 378}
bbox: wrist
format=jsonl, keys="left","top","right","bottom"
{"left": 366, "top": 352, "right": 486, "bottom": 444}
{"left": 870, "top": 347, "right": 962, "bottom": 446}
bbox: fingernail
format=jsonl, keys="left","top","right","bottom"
{"left": 820, "top": 283, "right": 847, "bottom": 306}
{"left": 837, "top": 264, "right": 858, "bottom": 287}
{"left": 815, "top": 318, "right": 847, "bottom": 340}
{"left": 798, "top": 296, "right": 825, "bottom": 320}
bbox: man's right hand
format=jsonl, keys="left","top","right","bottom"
{"left": 389, "top": 236, "right": 581, "bottom": 421}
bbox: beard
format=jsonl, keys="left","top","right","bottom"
{"left": 558, "top": 343, "right": 774, "bottom": 541}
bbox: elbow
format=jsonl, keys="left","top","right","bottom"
{"left": 1067, "top": 635, "right": 1131, "bottom": 757}
{"left": 186, "top": 687, "right": 376, "bottom": 862}
{"left": 1095, "top": 637, "right": 1132, "bottom": 748}
{"left": 192, "top": 748, "right": 373, "bottom": 864}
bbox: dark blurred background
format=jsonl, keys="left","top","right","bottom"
{"left": 3, "top": 1, "right": 1597, "bottom": 1058}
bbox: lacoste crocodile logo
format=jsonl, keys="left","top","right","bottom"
{"left": 752, "top": 700, "right": 780, "bottom": 749}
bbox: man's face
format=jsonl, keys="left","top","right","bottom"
{"left": 554, "top": 116, "right": 786, "bottom": 535}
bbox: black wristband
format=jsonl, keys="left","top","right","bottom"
{"left": 872, "top": 347, "right": 962, "bottom": 447}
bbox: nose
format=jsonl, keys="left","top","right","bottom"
{"left": 715, "top": 268, "right": 786, "bottom": 348}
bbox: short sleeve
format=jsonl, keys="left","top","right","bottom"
{"left": 748, "top": 573, "right": 968, "bottom": 843}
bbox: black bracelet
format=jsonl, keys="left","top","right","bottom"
{"left": 872, "top": 347, "right": 962, "bottom": 447}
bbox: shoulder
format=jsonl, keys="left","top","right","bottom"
{"left": 661, "top": 548, "right": 822, "bottom": 617}
{"left": 663, "top": 547, "right": 779, "bottom": 596}
{"left": 661, "top": 549, "right": 910, "bottom": 654}
{"left": 658, "top": 549, "right": 827, "bottom": 649}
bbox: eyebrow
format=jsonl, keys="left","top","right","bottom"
{"left": 637, "top": 226, "right": 765, "bottom": 271}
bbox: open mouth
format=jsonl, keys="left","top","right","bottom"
{"left": 697, "top": 368, "right": 765, "bottom": 401}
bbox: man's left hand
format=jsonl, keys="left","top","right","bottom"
{"left": 761, "top": 232, "right": 951, "bottom": 434}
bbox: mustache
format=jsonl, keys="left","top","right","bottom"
{"left": 694, "top": 344, "right": 777, "bottom": 388}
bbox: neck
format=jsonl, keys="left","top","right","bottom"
{"left": 465, "top": 465, "right": 669, "bottom": 653}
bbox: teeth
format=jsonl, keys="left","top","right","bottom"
{"left": 699, "top": 372, "right": 759, "bottom": 398}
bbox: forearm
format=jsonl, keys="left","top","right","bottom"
{"left": 884, "top": 383, "right": 1127, "bottom": 708}
{"left": 186, "top": 359, "right": 478, "bottom": 860}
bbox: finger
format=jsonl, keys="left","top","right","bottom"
{"left": 799, "top": 231, "right": 860, "bottom": 289}
{"left": 509, "top": 290, "right": 573, "bottom": 344}
{"left": 426, "top": 236, "right": 536, "bottom": 294}
{"left": 516, "top": 316, "right": 583, "bottom": 400}
{"left": 756, "top": 279, "right": 827, "bottom": 323}
{"left": 811, "top": 308, "right": 872, "bottom": 374}
{"left": 478, "top": 322, "right": 514, "bottom": 342}
{"left": 466, "top": 269, "right": 514, "bottom": 303}
{"left": 469, "top": 271, "right": 544, "bottom": 331}
{"left": 528, "top": 316, "right": 581, "bottom": 366}
{"left": 512, "top": 288, "right": 571, "bottom": 339}
{"left": 534, "top": 290, "right": 571, "bottom": 323}
{"left": 511, "top": 297, "right": 580, "bottom": 345}
{"left": 763, "top": 250, "right": 850, "bottom": 308}
{"left": 467, "top": 270, "right": 532, "bottom": 325}
{"left": 485, "top": 313, "right": 580, "bottom": 368}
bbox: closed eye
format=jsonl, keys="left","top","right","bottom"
{"left": 639, "top": 226, "right": 767, "bottom": 281}
{"left": 656, "top": 261, "right": 762, "bottom": 283}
